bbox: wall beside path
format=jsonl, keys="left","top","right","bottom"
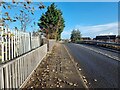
{"left": 0, "top": 44, "right": 47, "bottom": 89}
{"left": 49, "top": 39, "right": 56, "bottom": 52}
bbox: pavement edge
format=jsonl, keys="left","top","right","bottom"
{"left": 63, "top": 44, "right": 89, "bottom": 89}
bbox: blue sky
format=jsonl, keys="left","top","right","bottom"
{"left": 55, "top": 2, "right": 118, "bottom": 39}
{"left": 1, "top": 2, "right": 118, "bottom": 39}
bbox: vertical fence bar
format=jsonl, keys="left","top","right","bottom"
{"left": 14, "top": 29, "right": 16, "bottom": 58}
{"left": 23, "top": 58, "right": 25, "bottom": 81}
{"left": 1, "top": 26, "right": 5, "bottom": 89}
{"left": 22, "top": 58, "right": 24, "bottom": 84}
{"left": 8, "top": 29, "right": 11, "bottom": 60}
{"left": 18, "top": 30, "right": 19, "bottom": 56}
{"left": 6, "top": 65, "right": 9, "bottom": 88}
{"left": 19, "top": 31, "right": 22, "bottom": 55}
{"left": 39, "top": 34, "right": 41, "bottom": 46}
{"left": 29, "top": 33, "right": 32, "bottom": 50}
{"left": 9, "top": 64, "right": 12, "bottom": 88}
{"left": 20, "top": 59, "right": 22, "bottom": 85}
{"left": 1, "top": 68, "right": 4, "bottom": 89}
{"left": 27, "top": 33, "right": 29, "bottom": 52}
{"left": 11, "top": 31, "right": 14, "bottom": 59}
{"left": 12, "top": 63, "right": 15, "bottom": 88}
{"left": 25, "top": 33, "right": 27, "bottom": 52}
{"left": 10, "top": 64, "right": 13, "bottom": 88}
{"left": 21, "top": 32, "right": 23, "bottom": 54}
{"left": 22, "top": 58, "right": 24, "bottom": 83}
{"left": 18, "top": 59, "right": 20, "bottom": 87}
{"left": 5, "top": 28, "right": 7, "bottom": 61}
{"left": 25, "top": 33, "right": 26, "bottom": 53}
{"left": 20, "top": 31, "right": 22, "bottom": 55}
{"left": 16, "top": 29, "right": 18, "bottom": 57}
{"left": 15, "top": 61, "right": 18, "bottom": 88}
{"left": 21, "top": 58, "right": 23, "bottom": 83}
{"left": 17, "top": 30, "right": 19, "bottom": 57}
{"left": 24, "top": 56, "right": 27, "bottom": 78}
{"left": 25, "top": 34, "right": 27, "bottom": 52}
{"left": 23, "top": 33, "right": 25, "bottom": 53}
{"left": 2, "top": 27, "right": 4, "bottom": 62}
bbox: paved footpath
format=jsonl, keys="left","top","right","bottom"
{"left": 23, "top": 43, "right": 87, "bottom": 89}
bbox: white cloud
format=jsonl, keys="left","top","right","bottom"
{"left": 61, "top": 22, "right": 118, "bottom": 39}
{"left": 99, "top": 32, "right": 114, "bottom": 36}
{"left": 75, "top": 22, "right": 118, "bottom": 38}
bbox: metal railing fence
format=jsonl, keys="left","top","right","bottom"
{"left": 0, "top": 26, "right": 56, "bottom": 89}
{"left": 0, "top": 26, "right": 41, "bottom": 64}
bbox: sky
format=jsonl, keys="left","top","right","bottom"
{"left": 1, "top": 2, "right": 118, "bottom": 39}
{"left": 56, "top": 2, "right": 118, "bottom": 39}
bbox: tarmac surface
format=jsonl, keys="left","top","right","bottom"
{"left": 66, "top": 43, "right": 119, "bottom": 88}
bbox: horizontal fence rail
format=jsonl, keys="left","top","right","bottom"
{"left": 0, "top": 44, "right": 47, "bottom": 89}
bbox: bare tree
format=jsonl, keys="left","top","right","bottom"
{"left": 0, "top": 1, "right": 45, "bottom": 31}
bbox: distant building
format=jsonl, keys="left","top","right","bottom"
{"left": 115, "top": 35, "right": 120, "bottom": 44}
{"left": 81, "top": 37, "right": 91, "bottom": 41}
{"left": 62, "top": 39, "right": 71, "bottom": 42}
{"left": 95, "top": 35, "right": 116, "bottom": 42}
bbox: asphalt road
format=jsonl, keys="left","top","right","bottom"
{"left": 65, "top": 43, "right": 119, "bottom": 88}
